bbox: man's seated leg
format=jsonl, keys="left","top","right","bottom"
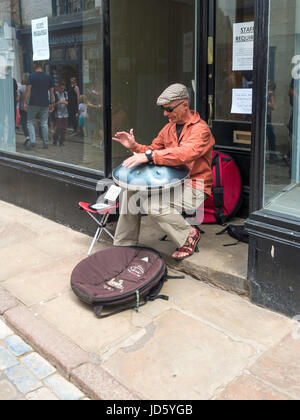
{"left": 146, "top": 186, "right": 206, "bottom": 260}
{"left": 145, "top": 188, "right": 192, "bottom": 250}
{"left": 113, "top": 189, "right": 142, "bottom": 247}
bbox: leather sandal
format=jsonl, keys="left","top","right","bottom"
{"left": 172, "top": 227, "right": 201, "bottom": 261}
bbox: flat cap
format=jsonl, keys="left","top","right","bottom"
{"left": 157, "top": 83, "right": 189, "bottom": 106}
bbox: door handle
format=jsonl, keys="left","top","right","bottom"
{"left": 208, "top": 95, "right": 213, "bottom": 127}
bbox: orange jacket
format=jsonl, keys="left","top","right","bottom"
{"left": 132, "top": 111, "right": 215, "bottom": 196}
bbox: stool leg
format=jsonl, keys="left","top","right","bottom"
{"left": 103, "top": 228, "right": 114, "bottom": 241}
{"left": 88, "top": 227, "right": 101, "bottom": 256}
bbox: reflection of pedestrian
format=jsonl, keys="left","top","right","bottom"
{"left": 4, "top": 67, "right": 18, "bottom": 124}
{"left": 68, "top": 77, "right": 80, "bottom": 134}
{"left": 18, "top": 73, "right": 30, "bottom": 145}
{"left": 77, "top": 95, "right": 87, "bottom": 137}
{"left": 24, "top": 61, "right": 54, "bottom": 149}
{"left": 284, "top": 78, "right": 297, "bottom": 168}
{"left": 266, "top": 80, "right": 277, "bottom": 163}
{"left": 53, "top": 82, "right": 69, "bottom": 147}
{"left": 0, "top": 67, "right": 18, "bottom": 150}
{"left": 87, "top": 84, "right": 103, "bottom": 147}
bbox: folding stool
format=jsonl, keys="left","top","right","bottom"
{"left": 79, "top": 201, "right": 118, "bottom": 255}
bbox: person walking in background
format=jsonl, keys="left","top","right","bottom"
{"left": 18, "top": 72, "right": 30, "bottom": 146}
{"left": 77, "top": 94, "right": 87, "bottom": 138}
{"left": 24, "top": 61, "right": 54, "bottom": 149}
{"left": 87, "top": 81, "right": 103, "bottom": 148}
{"left": 53, "top": 82, "right": 69, "bottom": 147}
{"left": 68, "top": 77, "right": 80, "bottom": 135}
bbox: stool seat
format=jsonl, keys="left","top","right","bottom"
{"left": 79, "top": 201, "right": 118, "bottom": 255}
{"left": 79, "top": 201, "right": 117, "bottom": 214}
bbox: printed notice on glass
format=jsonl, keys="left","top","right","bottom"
{"left": 231, "top": 89, "right": 252, "bottom": 114}
{"left": 232, "top": 21, "right": 254, "bottom": 71}
{"left": 32, "top": 17, "right": 49, "bottom": 61}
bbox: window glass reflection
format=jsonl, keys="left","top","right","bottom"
{"left": 110, "top": 0, "right": 196, "bottom": 169}
{"left": 0, "top": 0, "right": 104, "bottom": 172}
{"left": 264, "top": 0, "right": 300, "bottom": 219}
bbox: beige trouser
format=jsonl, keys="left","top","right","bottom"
{"left": 114, "top": 186, "right": 206, "bottom": 249}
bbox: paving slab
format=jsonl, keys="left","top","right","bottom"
{"left": 216, "top": 374, "right": 293, "bottom": 400}
{"left": 0, "top": 222, "right": 39, "bottom": 249}
{"left": 32, "top": 291, "right": 140, "bottom": 355}
{"left": 249, "top": 333, "right": 300, "bottom": 399}
{"left": 103, "top": 309, "right": 256, "bottom": 400}
{"left": 158, "top": 276, "right": 292, "bottom": 349}
{"left": 2, "top": 254, "right": 87, "bottom": 307}
{"left": 0, "top": 242, "right": 56, "bottom": 283}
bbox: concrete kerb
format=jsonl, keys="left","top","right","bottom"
{"left": 0, "top": 286, "right": 140, "bottom": 400}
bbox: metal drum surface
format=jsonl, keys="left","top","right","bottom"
{"left": 112, "top": 163, "right": 190, "bottom": 191}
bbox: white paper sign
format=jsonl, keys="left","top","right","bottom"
{"left": 32, "top": 17, "right": 50, "bottom": 61}
{"left": 104, "top": 185, "right": 122, "bottom": 202}
{"left": 232, "top": 22, "right": 254, "bottom": 71}
{"left": 231, "top": 89, "right": 253, "bottom": 114}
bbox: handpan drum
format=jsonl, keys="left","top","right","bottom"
{"left": 112, "top": 162, "right": 190, "bottom": 191}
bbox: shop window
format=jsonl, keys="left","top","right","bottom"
{"left": 264, "top": 0, "right": 300, "bottom": 219}
{"left": 0, "top": 0, "right": 104, "bottom": 173}
{"left": 110, "top": 0, "right": 196, "bottom": 169}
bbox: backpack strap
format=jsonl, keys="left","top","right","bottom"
{"left": 212, "top": 152, "right": 227, "bottom": 225}
{"left": 93, "top": 272, "right": 169, "bottom": 319}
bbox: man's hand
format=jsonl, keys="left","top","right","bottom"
{"left": 122, "top": 152, "right": 148, "bottom": 168}
{"left": 113, "top": 129, "right": 136, "bottom": 150}
{"left": 23, "top": 103, "right": 27, "bottom": 112}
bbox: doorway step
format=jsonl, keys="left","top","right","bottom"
{"left": 137, "top": 217, "right": 249, "bottom": 296}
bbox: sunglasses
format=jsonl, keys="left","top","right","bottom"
{"left": 161, "top": 101, "right": 184, "bottom": 113}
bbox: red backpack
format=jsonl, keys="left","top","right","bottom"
{"left": 203, "top": 151, "right": 243, "bottom": 225}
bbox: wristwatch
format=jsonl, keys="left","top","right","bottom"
{"left": 145, "top": 149, "right": 153, "bottom": 162}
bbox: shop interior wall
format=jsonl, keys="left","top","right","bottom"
{"left": 110, "top": 0, "right": 195, "bottom": 169}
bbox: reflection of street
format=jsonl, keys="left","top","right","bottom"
{"left": 264, "top": 159, "right": 291, "bottom": 203}
{"left": 15, "top": 128, "right": 105, "bottom": 171}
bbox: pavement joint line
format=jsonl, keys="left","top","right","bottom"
{"left": 244, "top": 371, "right": 299, "bottom": 401}
{"left": 171, "top": 305, "right": 267, "bottom": 354}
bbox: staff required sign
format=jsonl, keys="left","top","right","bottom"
{"left": 232, "top": 21, "right": 254, "bottom": 71}
{"left": 32, "top": 17, "right": 50, "bottom": 61}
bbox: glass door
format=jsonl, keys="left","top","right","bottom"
{"left": 206, "top": 0, "right": 255, "bottom": 211}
